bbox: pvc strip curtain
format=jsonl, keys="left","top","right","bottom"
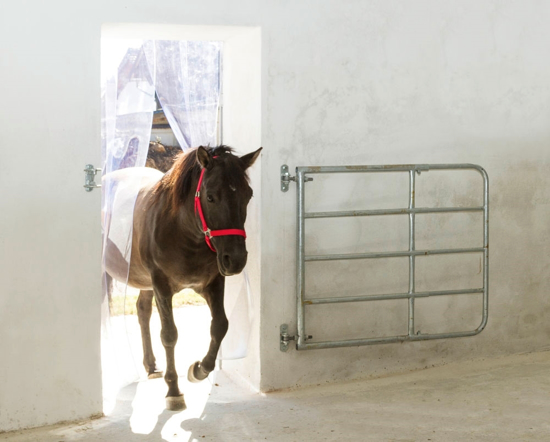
{"left": 150, "top": 40, "right": 221, "bottom": 149}
{"left": 101, "top": 39, "right": 156, "bottom": 411}
{"left": 101, "top": 40, "right": 253, "bottom": 408}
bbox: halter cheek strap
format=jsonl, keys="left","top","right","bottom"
{"left": 194, "top": 161, "right": 247, "bottom": 252}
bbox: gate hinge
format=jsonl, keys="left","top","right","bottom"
{"left": 280, "top": 324, "right": 295, "bottom": 352}
{"left": 281, "top": 165, "right": 313, "bottom": 192}
{"left": 280, "top": 324, "right": 312, "bottom": 352}
{"left": 84, "top": 164, "right": 102, "bottom": 192}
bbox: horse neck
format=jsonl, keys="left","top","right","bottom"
{"left": 176, "top": 195, "right": 203, "bottom": 241}
{"left": 149, "top": 185, "right": 203, "bottom": 245}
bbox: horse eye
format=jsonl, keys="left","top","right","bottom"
{"left": 207, "top": 195, "right": 214, "bottom": 203}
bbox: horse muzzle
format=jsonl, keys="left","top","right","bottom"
{"left": 217, "top": 248, "right": 248, "bottom": 277}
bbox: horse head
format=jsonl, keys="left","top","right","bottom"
{"left": 195, "top": 145, "right": 262, "bottom": 276}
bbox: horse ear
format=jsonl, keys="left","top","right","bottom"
{"left": 196, "top": 146, "right": 213, "bottom": 170}
{"left": 240, "top": 147, "right": 263, "bottom": 169}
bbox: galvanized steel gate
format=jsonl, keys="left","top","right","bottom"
{"left": 280, "top": 164, "right": 489, "bottom": 351}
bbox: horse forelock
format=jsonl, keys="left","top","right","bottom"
{"left": 152, "top": 145, "right": 248, "bottom": 215}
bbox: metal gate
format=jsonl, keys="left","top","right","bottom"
{"left": 280, "top": 164, "right": 489, "bottom": 351}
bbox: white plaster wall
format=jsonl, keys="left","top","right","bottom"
{"left": 260, "top": 0, "right": 550, "bottom": 391}
{"left": 0, "top": 4, "right": 103, "bottom": 431}
{"left": 2, "top": 0, "right": 550, "bottom": 431}
{"left": 219, "top": 28, "right": 262, "bottom": 390}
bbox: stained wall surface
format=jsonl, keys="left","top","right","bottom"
{"left": 1, "top": 0, "right": 550, "bottom": 431}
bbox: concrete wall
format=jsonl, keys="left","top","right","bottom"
{"left": 0, "top": 3, "right": 104, "bottom": 431}
{"left": 2, "top": 0, "right": 550, "bottom": 431}
{"left": 260, "top": 0, "right": 550, "bottom": 391}
{"left": 219, "top": 28, "right": 262, "bottom": 390}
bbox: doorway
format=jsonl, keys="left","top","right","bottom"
{"left": 100, "top": 24, "right": 262, "bottom": 415}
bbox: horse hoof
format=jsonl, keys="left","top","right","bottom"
{"left": 148, "top": 370, "right": 163, "bottom": 379}
{"left": 165, "top": 395, "right": 186, "bottom": 411}
{"left": 188, "top": 361, "right": 209, "bottom": 383}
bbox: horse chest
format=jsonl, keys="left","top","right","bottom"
{"left": 153, "top": 244, "right": 219, "bottom": 292}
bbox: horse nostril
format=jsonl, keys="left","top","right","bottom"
{"left": 223, "top": 254, "right": 231, "bottom": 269}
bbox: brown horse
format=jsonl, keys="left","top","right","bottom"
{"left": 103, "top": 145, "right": 261, "bottom": 410}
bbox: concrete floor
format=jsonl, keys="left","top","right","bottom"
{"left": 2, "top": 350, "right": 550, "bottom": 441}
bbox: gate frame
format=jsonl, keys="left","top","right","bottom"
{"left": 289, "top": 164, "right": 489, "bottom": 351}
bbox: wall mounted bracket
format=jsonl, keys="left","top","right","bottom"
{"left": 280, "top": 324, "right": 295, "bottom": 352}
{"left": 280, "top": 165, "right": 295, "bottom": 192}
{"left": 281, "top": 164, "right": 312, "bottom": 192}
{"left": 84, "top": 164, "right": 102, "bottom": 192}
{"left": 280, "top": 324, "right": 312, "bottom": 352}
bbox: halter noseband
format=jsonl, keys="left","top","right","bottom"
{"left": 194, "top": 158, "right": 247, "bottom": 252}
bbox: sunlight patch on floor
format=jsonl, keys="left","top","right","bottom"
{"left": 129, "top": 379, "right": 166, "bottom": 434}
{"left": 126, "top": 371, "right": 216, "bottom": 439}
{"left": 159, "top": 374, "right": 216, "bottom": 441}
{"left": 102, "top": 305, "right": 213, "bottom": 415}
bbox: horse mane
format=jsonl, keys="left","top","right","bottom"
{"left": 152, "top": 145, "right": 236, "bottom": 215}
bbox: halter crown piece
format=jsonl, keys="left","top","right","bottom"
{"left": 194, "top": 157, "right": 247, "bottom": 252}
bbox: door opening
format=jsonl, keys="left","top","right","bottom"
{"left": 100, "top": 24, "right": 262, "bottom": 421}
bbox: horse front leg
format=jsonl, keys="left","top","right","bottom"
{"left": 188, "top": 275, "right": 228, "bottom": 383}
{"left": 152, "top": 272, "right": 185, "bottom": 411}
{"left": 137, "top": 290, "right": 162, "bottom": 379}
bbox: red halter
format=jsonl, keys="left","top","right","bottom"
{"left": 194, "top": 161, "right": 247, "bottom": 252}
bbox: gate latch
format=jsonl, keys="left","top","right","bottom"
{"left": 84, "top": 164, "right": 102, "bottom": 192}
{"left": 281, "top": 164, "right": 313, "bottom": 192}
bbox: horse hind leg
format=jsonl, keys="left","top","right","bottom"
{"left": 137, "top": 290, "right": 163, "bottom": 379}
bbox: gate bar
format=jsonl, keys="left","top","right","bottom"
{"left": 305, "top": 206, "right": 484, "bottom": 219}
{"left": 305, "top": 247, "right": 485, "bottom": 262}
{"left": 296, "top": 169, "right": 307, "bottom": 349}
{"left": 408, "top": 170, "right": 416, "bottom": 336}
{"left": 298, "top": 164, "right": 478, "bottom": 174}
{"left": 301, "top": 328, "right": 483, "bottom": 351}
{"left": 305, "top": 288, "right": 485, "bottom": 305}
